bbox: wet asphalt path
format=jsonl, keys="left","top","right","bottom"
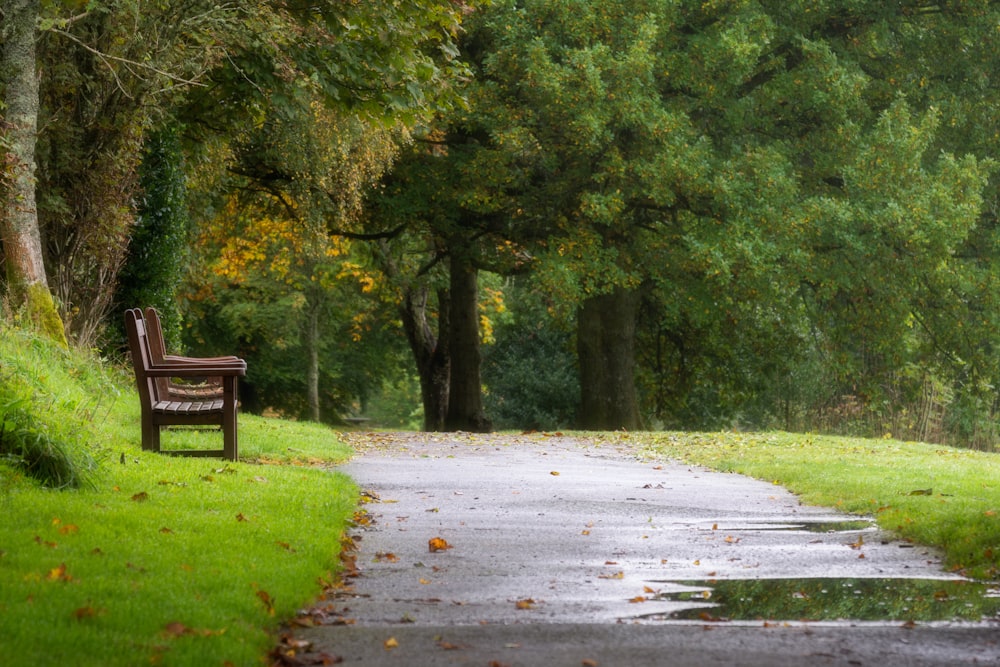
{"left": 289, "top": 432, "right": 1000, "bottom": 666}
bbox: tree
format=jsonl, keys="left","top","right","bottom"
{"left": 424, "top": 0, "right": 995, "bottom": 436}
{"left": 0, "top": 0, "right": 66, "bottom": 344}
{"left": 175, "top": 0, "right": 477, "bottom": 424}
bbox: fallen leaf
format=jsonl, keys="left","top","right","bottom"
{"left": 47, "top": 563, "right": 71, "bottom": 582}
{"left": 160, "top": 527, "right": 174, "bottom": 534}
{"left": 581, "top": 530, "right": 591, "bottom": 536}
{"left": 256, "top": 589, "right": 275, "bottom": 616}
{"left": 236, "top": 513, "right": 248, "bottom": 522}
{"left": 582, "top": 660, "right": 600, "bottom": 667}
{"left": 438, "top": 641, "right": 463, "bottom": 650}
{"left": 383, "top": 637, "right": 399, "bottom": 650}
{"left": 73, "top": 605, "right": 99, "bottom": 620}
{"left": 131, "top": 492, "right": 149, "bottom": 502}
{"left": 849, "top": 535, "right": 864, "bottom": 549}
{"left": 58, "top": 524, "right": 79, "bottom": 535}
{"left": 907, "top": 488, "right": 933, "bottom": 496}
{"left": 550, "top": 471, "right": 560, "bottom": 476}
{"left": 374, "top": 552, "right": 399, "bottom": 563}
{"left": 629, "top": 596, "right": 646, "bottom": 603}
{"left": 34, "top": 536, "right": 57, "bottom": 549}
{"left": 598, "top": 571, "right": 624, "bottom": 580}
{"left": 163, "top": 622, "right": 190, "bottom": 638}
{"left": 419, "top": 578, "right": 432, "bottom": 585}
{"left": 276, "top": 541, "right": 296, "bottom": 553}
{"left": 428, "top": 537, "right": 452, "bottom": 552}
{"left": 515, "top": 598, "right": 535, "bottom": 609}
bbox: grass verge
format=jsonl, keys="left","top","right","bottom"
{"left": 0, "top": 326, "right": 357, "bottom": 667}
{"left": 627, "top": 431, "right": 1000, "bottom": 580}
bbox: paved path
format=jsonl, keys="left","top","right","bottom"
{"left": 289, "top": 432, "right": 1000, "bottom": 666}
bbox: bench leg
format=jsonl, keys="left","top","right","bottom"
{"left": 223, "top": 377, "right": 238, "bottom": 461}
{"left": 141, "top": 411, "right": 160, "bottom": 453}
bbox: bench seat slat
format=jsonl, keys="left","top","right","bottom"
{"left": 153, "top": 399, "right": 224, "bottom": 414}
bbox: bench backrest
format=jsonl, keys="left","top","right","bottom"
{"left": 124, "top": 308, "right": 158, "bottom": 408}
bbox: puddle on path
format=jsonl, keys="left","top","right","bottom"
{"left": 637, "top": 578, "right": 1000, "bottom": 623}
{"left": 791, "top": 519, "right": 876, "bottom": 533}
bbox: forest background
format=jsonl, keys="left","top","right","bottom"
{"left": 3, "top": 0, "right": 1000, "bottom": 449}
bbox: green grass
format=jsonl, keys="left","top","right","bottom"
{"left": 0, "top": 326, "right": 357, "bottom": 667}
{"left": 623, "top": 431, "right": 1000, "bottom": 580}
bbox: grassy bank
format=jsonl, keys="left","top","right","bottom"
{"left": 0, "top": 326, "right": 357, "bottom": 666}
{"left": 628, "top": 431, "right": 1000, "bottom": 580}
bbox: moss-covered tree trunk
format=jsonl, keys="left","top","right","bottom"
{"left": 0, "top": 0, "right": 67, "bottom": 345}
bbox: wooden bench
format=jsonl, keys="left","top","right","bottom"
{"left": 124, "top": 308, "right": 247, "bottom": 460}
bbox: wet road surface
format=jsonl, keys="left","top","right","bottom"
{"left": 287, "top": 432, "right": 1000, "bottom": 666}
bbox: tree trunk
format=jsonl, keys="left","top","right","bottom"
{"left": 399, "top": 285, "right": 450, "bottom": 431}
{"left": 445, "top": 253, "right": 491, "bottom": 432}
{"left": 305, "top": 296, "right": 321, "bottom": 422}
{"left": 0, "top": 0, "right": 66, "bottom": 345}
{"left": 577, "top": 286, "right": 641, "bottom": 430}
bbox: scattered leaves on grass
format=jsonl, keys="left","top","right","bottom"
{"left": 276, "top": 541, "right": 297, "bottom": 553}
{"left": 428, "top": 537, "right": 452, "bottom": 552}
{"left": 131, "top": 492, "right": 149, "bottom": 502}
{"left": 160, "top": 527, "right": 174, "bottom": 534}
{"left": 58, "top": 524, "right": 79, "bottom": 535}
{"left": 34, "top": 536, "right": 57, "bottom": 548}
{"left": 162, "top": 622, "right": 225, "bottom": 638}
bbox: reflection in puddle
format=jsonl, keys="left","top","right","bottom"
{"left": 794, "top": 520, "right": 876, "bottom": 533}
{"left": 639, "top": 578, "right": 1000, "bottom": 622}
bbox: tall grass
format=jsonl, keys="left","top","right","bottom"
{"left": 0, "top": 327, "right": 117, "bottom": 487}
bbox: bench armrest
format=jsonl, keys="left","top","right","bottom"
{"left": 162, "top": 354, "right": 242, "bottom": 364}
{"left": 146, "top": 361, "right": 246, "bottom": 377}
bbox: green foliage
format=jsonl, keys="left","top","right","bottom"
{"left": 482, "top": 286, "right": 579, "bottom": 430}
{"left": 113, "top": 125, "right": 189, "bottom": 353}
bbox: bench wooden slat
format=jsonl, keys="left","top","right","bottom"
{"left": 125, "top": 308, "right": 246, "bottom": 460}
